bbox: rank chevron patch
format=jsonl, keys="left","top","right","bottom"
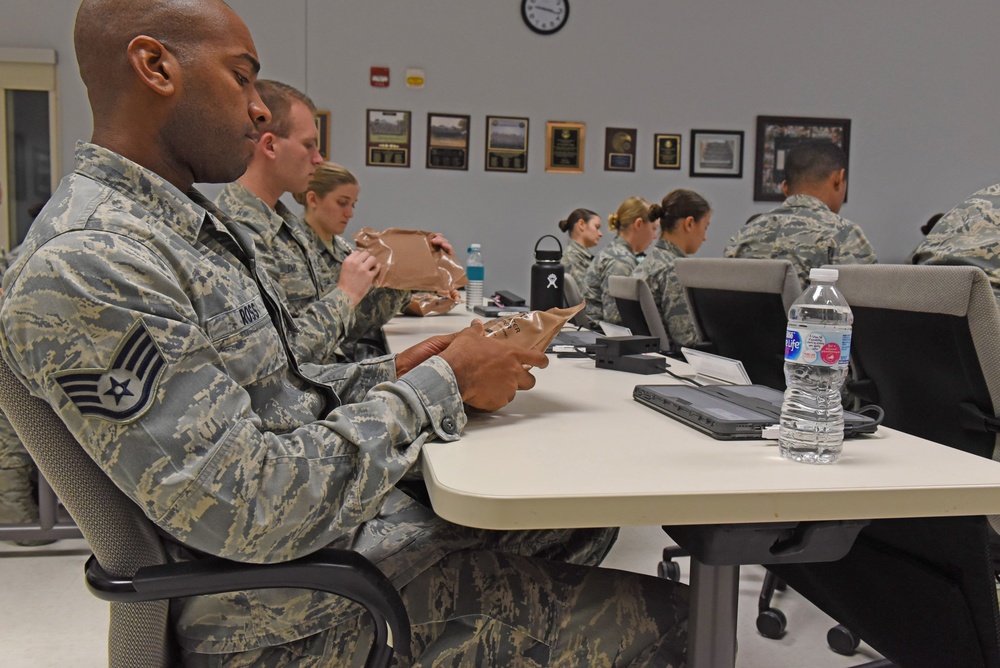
{"left": 52, "top": 319, "right": 166, "bottom": 422}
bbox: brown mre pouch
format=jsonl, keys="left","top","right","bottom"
{"left": 483, "top": 302, "right": 586, "bottom": 352}
{"left": 404, "top": 292, "right": 460, "bottom": 317}
{"left": 354, "top": 228, "right": 469, "bottom": 293}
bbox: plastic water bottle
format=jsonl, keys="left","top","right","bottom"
{"left": 779, "top": 268, "right": 853, "bottom": 464}
{"left": 465, "top": 244, "right": 484, "bottom": 311}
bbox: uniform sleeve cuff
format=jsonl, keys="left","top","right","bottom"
{"left": 398, "top": 355, "right": 466, "bottom": 441}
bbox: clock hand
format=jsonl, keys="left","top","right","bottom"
{"left": 534, "top": 6, "right": 561, "bottom": 15}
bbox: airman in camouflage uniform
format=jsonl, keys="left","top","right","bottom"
{"left": 582, "top": 236, "right": 642, "bottom": 325}
{"left": 216, "top": 181, "right": 356, "bottom": 364}
{"left": 912, "top": 184, "right": 1000, "bottom": 302}
{"left": 633, "top": 239, "right": 701, "bottom": 348}
{"left": 561, "top": 238, "right": 594, "bottom": 288}
{"left": 306, "top": 228, "right": 411, "bottom": 360}
{"left": 3, "top": 2, "right": 689, "bottom": 665}
{"left": 582, "top": 197, "right": 659, "bottom": 325}
{"left": 724, "top": 194, "right": 876, "bottom": 288}
{"left": 725, "top": 140, "right": 876, "bottom": 288}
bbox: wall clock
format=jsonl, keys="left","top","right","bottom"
{"left": 521, "top": 0, "right": 569, "bottom": 35}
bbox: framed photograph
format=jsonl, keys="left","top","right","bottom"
{"left": 426, "top": 113, "right": 470, "bottom": 170}
{"left": 366, "top": 109, "right": 411, "bottom": 168}
{"left": 314, "top": 110, "right": 331, "bottom": 161}
{"left": 545, "top": 121, "right": 585, "bottom": 173}
{"left": 690, "top": 130, "right": 744, "bottom": 178}
{"left": 604, "top": 127, "right": 636, "bottom": 172}
{"left": 754, "top": 115, "right": 852, "bottom": 201}
{"left": 485, "top": 116, "right": 529, "bottom": 172}
{"left": 654, "top": 134, "right": 682, "bottom": 170}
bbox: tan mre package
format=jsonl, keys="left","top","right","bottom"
{"left": 404, "top": 292, "right": 460, "bottom": 317}
{"left": 483, "top": 303, "right": 586, "bottom": 352}
{"left": 354, "top": 228, "right": 468, "bottom": 293}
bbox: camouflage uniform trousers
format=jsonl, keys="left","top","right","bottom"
{"left": 183, "top": 548, "right": 687, "bottom": 667}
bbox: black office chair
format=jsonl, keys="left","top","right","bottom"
{"left": 674, "top": 257, "right": 800, "bottom": 390}
{"left": 0, "top": 356, "right": 410, "bottom": 668}
{"left": 769, "top": 264, "right": 1000, "bottom": 667}
{"left": 607, "top": 275, "right": 673, "bottom": 353}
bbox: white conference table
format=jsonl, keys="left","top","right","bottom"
{"left": 384, "top": 310, "right": 1000, "bottom": 667}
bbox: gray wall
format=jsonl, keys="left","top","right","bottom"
{"left": 4, "top": 0, "right": 1000, "bottom": 296}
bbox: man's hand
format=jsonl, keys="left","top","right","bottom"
{"left": 439, "top": 321, "right": 549, "bottom": 412}
{"left": 338, "top": 250, "right": 379, "bottom": 306}
{"left": 395, "top": 331, "right": 460, "bottom": 377}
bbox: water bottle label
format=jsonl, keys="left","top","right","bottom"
{"left": 784, "top": 323, "right": 851, "bottom": 367}
{"left": 466, "top": 266, "right": 484, "bottom": 281}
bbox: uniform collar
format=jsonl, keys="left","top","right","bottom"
{"left": 218, "top": 181, "right": 297, "bottom": 245}
{"left": 655, "top": 238, "right": 687, "bottom": 257}
{"left": 612, "top": 234, "right": 637, "bottom": 256}
{"left": 74, "top": 141, "right": 211, "bottom": 245}
{"left": 783, "top": 194, "right": 831, "bottom": 214}
{"left": 568, "top": 239, "right": 593, "bottom": 258}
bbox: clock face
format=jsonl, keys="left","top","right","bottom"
{"left": 522, "top": 0, "right": 569, "bottom": 35}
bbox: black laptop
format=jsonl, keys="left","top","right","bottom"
{"left": 633, "top": 383, "right": 879, "bottom": 440}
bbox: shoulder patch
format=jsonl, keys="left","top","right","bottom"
{"left": 52, "top": 319, "right": 166, "bottom": 422}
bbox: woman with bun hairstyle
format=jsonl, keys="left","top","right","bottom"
{"left": 633, "top": 189, "right": 712, "bottom": 348}
{"left": 294, "top": 163, "right": 413, "bottom": 359}
{"left": 558, "top": 208, "right": 602, "bottom": 287}
{"left": 581, "top": 196, "right": 662, "bottom": 325}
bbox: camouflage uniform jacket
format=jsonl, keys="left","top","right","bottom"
{"left": 912, "top": 184, "right": 1000, "bottom": 302}
{"left": 215, "top": 182, "right": 355, "bottom": 365}
{"left": 723, "top": 194, "right": 877, "bottom": 288}
{"left": 561, "top": 239, "right": 594, "bottom": 289}
{"left": 0, "top": 143, "right": 477, "bottom": 654}
{"left": 582, "top": 235, "right": 639, "bottom": 324}
{"left": 632, "top": 239, "right": 700, "bottom": 348}
{"left": 307, "top": 228, "right": 411, "bottom": 352}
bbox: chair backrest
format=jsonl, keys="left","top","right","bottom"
{"left": 674, "top": 258, "right": 800, "bottom": 390}
{"left": 562, "top": 273, "right": 591, "bottom": 329}
{"left": 832, "top": 264, "right": 1000, "bottom": 462}
{"left": 770, "top": 264, "right": 1000, "bottom": 667}
{"left": 608, "top": 275, "right": 671, "bottom": 353}
{"left": 0, "top": 356, "right": 173, "bottom": 667}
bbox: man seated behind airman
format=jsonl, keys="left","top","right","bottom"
{"left": 725, "top": 140, "right": 876, "bottom": 288}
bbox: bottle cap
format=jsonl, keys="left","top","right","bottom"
{"left": 534, "top": 250, "right": 561, "bottom": 262}
{"left": 809, "top": 267, "right": 838, "bottom": 282}
{"left": 469, "top": 243, "right": 481, "bottom": 251}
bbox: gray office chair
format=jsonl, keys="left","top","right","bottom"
{"left": 674, "top": 257, "right": 800, "bottom": 390}
{"left": 608, "top": 275, "right": 672, "bottom": 353}
{"left": 770, "top": 265, "right": 1000, "bottom": 667}
{"left": 562, "top": 273, "right": 592, "bottom": 329}
{"left": 0, "top": 356, "right": 409, "bottom": 668}
{"left": 0, "top": 464, "right": 82, "bottom": 543}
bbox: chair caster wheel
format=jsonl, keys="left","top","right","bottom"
{"left": 657, "top": 560, "right": 681, "bottom": 581}
{"left": 827, "top": 624, "right": 860, "bottom": 655}
{"left": 756, "top": 608, "right": 787, "bottom": 639}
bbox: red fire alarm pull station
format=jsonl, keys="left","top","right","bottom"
{"left": 370, "top": 67, "right": 390, "bottom": 88}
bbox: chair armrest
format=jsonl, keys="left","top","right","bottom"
{"left": 85, "top": 547, "right": 409, "bottom": 667}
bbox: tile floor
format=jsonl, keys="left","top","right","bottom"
{"left": 0, "top": 525, "right": 886, "bottom": 667}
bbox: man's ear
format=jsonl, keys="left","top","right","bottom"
{"left": 780, "top": 180, "right": 790, "bottom": 198}
{"left": 258, "top": 132, "right": 278, "bottom": 159}
{"left": 831, "top": 168, "right": 847, "bottom": 192}
{"left": 126, "top": 35, "right": 179, "bottom": 97}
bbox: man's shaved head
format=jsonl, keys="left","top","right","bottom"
{"left": 73, "top": 0, "right": 269, "bottom": 190}
{"left": 75, "top": 0, "right": 234, "bottom": 112}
